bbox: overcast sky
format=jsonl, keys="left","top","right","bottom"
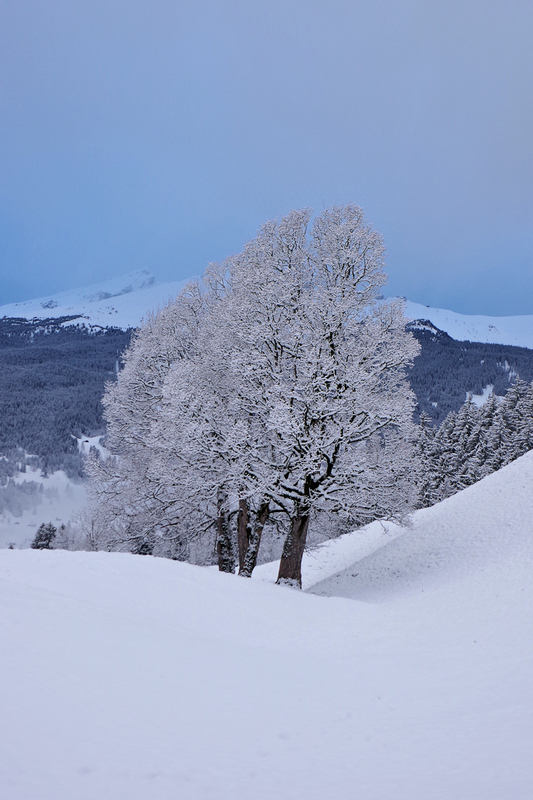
{"left": 1, "top": 0, "right": 532, "bottom": 315}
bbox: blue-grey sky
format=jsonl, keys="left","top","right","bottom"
{"left": 1, "top": 0, "right": 532, "bottom": 315}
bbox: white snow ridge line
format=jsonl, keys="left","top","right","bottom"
{"left": 2, "top": 269, "right": 533, "bottom": 346}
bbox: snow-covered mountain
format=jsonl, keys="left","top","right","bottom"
{"left": 2, "top": 450, "right": 532, "bottom": 799}
{"left": 1, "top": 270, "right": 533, "bottom": 346}
{"left": 0, "top": 270, "right": 189, "bottom": 330}
{"left": 403, "top": 299, "right": 533, "bottom": 349}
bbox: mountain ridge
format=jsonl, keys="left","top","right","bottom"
{"left": 0, "top": 270, "right": 188, "bottom": 331}
{"left": 2, "top": 270, "right": 533, "bottom": 347}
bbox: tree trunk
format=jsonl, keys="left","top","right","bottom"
{"left": 239, "top": 502, "right": 269, "bottom": 578}
{"left": 276, "top": 510, "right": 310, "bottom": 588}
{"left": 217, "top": 489, "right": 235, "bottom": 573}
{"left": 237, "top": 498, "right": 250, "bottom": 572}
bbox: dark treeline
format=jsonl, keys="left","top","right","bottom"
{"left": 0, "top": 317, "right": 132, "bottom": 475}
{"left": 408, "top": 320, "right": 533, "bottom": 424}
{"left": 417, "top": 379, "right": 533, "bottom": 507}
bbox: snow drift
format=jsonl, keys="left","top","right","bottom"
{"left": 1, "top": 453, "right": 533, "bottom": 799}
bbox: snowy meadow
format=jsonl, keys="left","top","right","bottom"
{"left": 2, "top": 451, "right": 533, "bottom": 799}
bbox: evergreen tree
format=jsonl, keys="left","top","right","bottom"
{"left": 418, "top": 379, "right": 533, "bottom": 508}
{"left": 501, "top": 380, "right": 533, "bottom": 462}
{"left": 31, "top": 522, "right": 57, "bottom": 549}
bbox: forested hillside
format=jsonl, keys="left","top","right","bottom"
{"left": 0, "top": 317, "right": 132, "bottom": 475}
{"left": 408, "top": 320, "right": 533, "bottom": 423}
{"left": 1, "top": 313, "right": 533, "bottom": 478}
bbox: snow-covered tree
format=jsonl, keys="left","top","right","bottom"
{"left": 86, "top": 281, "right": 213, "bottom": 558}
{"left": 146, "top": 206, "right": 420, "bottom": 584}
{"left": 215, "top": 206, "right": 420, "bottom": 585}
{"left": 88, "top": 205, "right": 421, "bottom": 586}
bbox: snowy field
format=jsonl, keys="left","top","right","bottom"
{"left": 2, "top": 452, "right": 533, "bottom": 799}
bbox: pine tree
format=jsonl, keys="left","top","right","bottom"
{"left": 418, "top": 379, "right": 533, "bottom": 509}
{"left": 501, "top": 380, "right": 532, "bottom": 463}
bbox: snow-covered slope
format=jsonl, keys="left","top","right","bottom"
{"left": 403, "top": 298, "right": 533, "bottom": 348}
{"left": 0, "top": 270, "right": 189, "bottom": 330}
{"left": 308, "top": 449, "right": 533, "bottom": 599}
{"left": 1, "top": 269, "right": 532, "bottom": 345}
{"left": 2, "top": 452, "right": 533, "bottom": 799}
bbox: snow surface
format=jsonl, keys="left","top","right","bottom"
{"left": 77, "top": 433, "right": 109, "bottom": 460}
{"left": 2, "top": 452, "right": 533, "bottom": 799}
{"left": 1, "top": 269, "right": 532, "bottom": 346}
{"left": 468, "top": 383, "right": 494, "bottom": 408}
